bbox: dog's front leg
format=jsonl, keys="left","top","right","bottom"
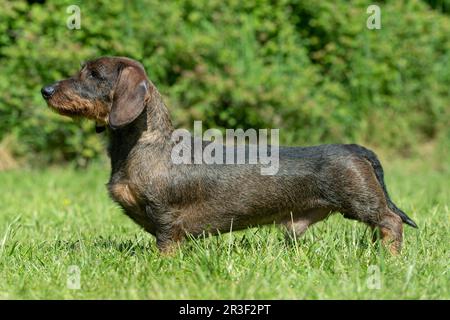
{"left": 156, "top": 241, "right": 179, "bottom": 256}
{"left": 146, "top": 206, "right": 184, "bottom": 255}
{"left": 155, "top": 232, "right": 184, "bottom": 256}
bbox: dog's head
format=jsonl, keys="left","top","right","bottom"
{"left": 41, "top": 56, "right": 150, "bottom": 129}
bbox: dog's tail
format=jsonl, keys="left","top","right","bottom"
{"left": 345, "top": 144, "right": 418, "bottom": 228}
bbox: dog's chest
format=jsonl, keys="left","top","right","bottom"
{"left": 109, "top": 182, "right": 140, "bottom": 210}
{"left": 108, "top": 181, "right": 159, "bottom": 234}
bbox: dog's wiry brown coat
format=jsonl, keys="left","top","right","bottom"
{"left": 42, "top": 56, "right": 417, "bottom": 254}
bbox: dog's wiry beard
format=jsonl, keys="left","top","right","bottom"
{"left": 46, "top": 89, "right": 109, "bottom": 124}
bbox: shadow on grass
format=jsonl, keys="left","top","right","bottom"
{"left": 52, "top": 236, "right": 157, "bottom": 255}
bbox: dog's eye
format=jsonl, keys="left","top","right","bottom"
{"left": 88, "top": 70, "right": 101, "bottom": 79}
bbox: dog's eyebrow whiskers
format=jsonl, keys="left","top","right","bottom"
{"left": 79, "top": 62, "right": 87, "bottom": 71}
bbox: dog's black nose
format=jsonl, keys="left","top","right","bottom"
{"left": 41, "top": 85, "right": 55, "bottom": 99}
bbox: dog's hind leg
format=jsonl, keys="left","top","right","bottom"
{"left": 338, "top": 185, "right": 404, "bottom": 254}
{"left": 373, "top": 209, "right": 403, "bottom": 254}
{"left": 282, "top": 208, "right": 332, "bottom": 241}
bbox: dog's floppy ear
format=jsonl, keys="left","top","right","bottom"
{"left": 109, "top": 66, "right": 148, "bottom": 129}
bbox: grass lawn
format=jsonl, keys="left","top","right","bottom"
{"left": 0, "top": 156, "right": 448, "bottom": 299}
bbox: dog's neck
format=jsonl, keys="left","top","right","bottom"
{"left": 140, "top": 83, "right": 174, "bottom": 143}
{"left": 108, "top": 84, "right": 174, "bottom": 175}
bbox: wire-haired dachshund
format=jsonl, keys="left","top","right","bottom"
{"left": 41, "top": 56, "right": 417, "bottom": 254}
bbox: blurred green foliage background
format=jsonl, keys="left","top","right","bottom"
{"left": 0, "top": 0, "right": 449, "bottom": 167}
